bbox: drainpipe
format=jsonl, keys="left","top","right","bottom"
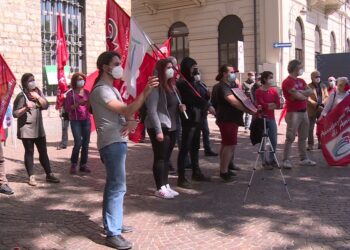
{"left": 253, "top": 0, "right": 258, "bottom": 73}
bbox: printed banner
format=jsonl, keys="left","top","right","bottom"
{"left": 318, "top": 95, "right": 350, "bottom": 166}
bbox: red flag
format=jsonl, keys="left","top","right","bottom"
{"left": 106, "top": 0, "right": 130, "bottom": 66}
{"left": 126, "top": 53, "right": 157, "bottom": 143}
{"left": 0, "top": 54, "right": 16, "bottom": 126}
{"left": 56, "top": 13, "right": 69, "bottom": 110}
{"left": 152, "top": 38, "right": 171, "bottom": 59}
{"left": 318, "top": 95, "right": 350, "bottom": 167}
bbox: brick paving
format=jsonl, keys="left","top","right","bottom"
{"left": 1, "top": 111, "right": 350, "bottom": 250}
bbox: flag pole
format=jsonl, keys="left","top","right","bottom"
{"left": 18, "top": 85, "right": 30, "bottom": 103}
{"left": 172, "top": 86, "right": 189, "bottom": 119}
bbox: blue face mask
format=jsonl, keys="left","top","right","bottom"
{"left": 228, "top": 73, "right": 236, "bottom": 83}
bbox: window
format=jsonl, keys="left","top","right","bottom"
{"left": 330, "top": 32, "right": 336, "bottom": 53}
{"left": 168, "top": 22, "right": 189, "bottom": 64}
{"left": 218, "top": 15, "right": 243, "bottom": 68}
{"left": 315, "top": 26, "right": 322, "bottom": 67}
{"left": 295, "top": 18, "right": 304, "bottom": 63}
{"left": 41, "top": 0, "right": 85, "bottom": 96}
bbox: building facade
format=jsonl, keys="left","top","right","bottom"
{"left": 132, "top": 0, "right": 350, "bottom": 86}
{"left": 0, "top": 0, "right": 130, "bottom": 97}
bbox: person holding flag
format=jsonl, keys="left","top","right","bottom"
{"left": 144, "top": 58, "right": 185, "bottom": 199}
{"left": 176, "top": 57, "right": 215, "bottom": 189}
{"left": 89, "top": 51, "right": 159, "bottom": 249}
{"left": 13, "top": 73, "right": 60, "bottom": 186}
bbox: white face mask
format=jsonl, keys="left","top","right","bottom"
{"left": 228, "top": 73, "right": 236, "bottom": 83}
{"left": 298, "top": 69, "right": 304, "bottom": 76}
{"left": 194, "top": 74, "right": 201, "bottom": 82}
{"left": 27, "top": 81, "right": 36, "bottom": 90}
{"left": 76, "top": 80, "right": 85, "bottom": 88}
{"left": 110, "top": 66, "right": 124, "bottom": 79}
{"left": 165, "top": 68, "right": 174, "bottom": 80}
{"left": 267, "top": 79, "right": 274, "bottom": 85}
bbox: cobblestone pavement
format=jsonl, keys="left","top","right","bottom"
{"left": 1, "top": 111, "right": 350, "bottom": 250}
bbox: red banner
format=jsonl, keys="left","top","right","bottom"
{"left": 0, "top": 54, "right": 16, "bottom": 125}
{"left": 56, "top": 13, "right": 69, "bottom": 110}
{"left": 152, "top": 38, "right": 171, "bottom": 59}
{"left": 318, "top": 95, "right": 350, "bottom": 167}
{"left": 106, "top": 0, "right": 130, "bottom": 66}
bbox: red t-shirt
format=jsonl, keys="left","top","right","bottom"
{"left": 255, "top": 87, "right": 280, "bottom": 120}
{"left": 282, "top": 76, "right": 307, "bottom": 112}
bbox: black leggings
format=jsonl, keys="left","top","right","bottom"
{"left": 147, "top": 128, "right": 176, "bottom": 190}
{"left": 21, "top": 137, "right": 52, "bottom": 177}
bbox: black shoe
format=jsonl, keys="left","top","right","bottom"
{"left": 57, "top": 145, "right": 67, "bottom": 150}
{"left": 229, "top": 162, "right": 241, "bottom": 171}
{"left": 46, "top": 173, "right": 60, "bottom": 183}
{"left": 185, "top": 164, "right": 192, "bottom": 170}
{"left": 106, "top": 235, "right": 132, "bottom": 249}
{"left": 121, "top": 225, "right": 134, "bottom": 234}
{"left": 0, "top": 183, "right": 14, "bottom": 195}
{"left": 204, "top": 150, "right": 218, "bottom": 157}
{"left": 79, "top": 165, "right": 91, "bottom": 173}
{"left": 220, "top": 172, "right": 235, "bottom": 182}
{"left": 177, "top": 177, "right": 192, "bottom": 189}
{"left": 192, "top": 172, "right": 211, "bottom": 182}
{"left": 228, "top": 170, "right": 237, "bottom": 176}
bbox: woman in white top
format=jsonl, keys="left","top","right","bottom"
{"left": 321, "top": 77, "right": 349, "bottom": 117}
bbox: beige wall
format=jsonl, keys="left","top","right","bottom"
{"left": 133, "top": 0, "right": 350, "bottom": 86}
{"left": 0, "top": 0, "right": 42, "bottom": 91}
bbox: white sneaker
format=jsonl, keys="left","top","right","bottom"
{"left": 282, "top": 160, "right": 292, "bottom": 169}
{"left": 154, "top": 186, "right": 174, "bottom": 199}
{"left": 166, "top": 184, "right": 179, "bottom": 196}
{"left": 300, "top": 158, "right": 316, "bottom": 166}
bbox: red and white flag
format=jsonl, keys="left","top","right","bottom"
{"left": 318, "top": 95, "right": 350, "bottom": 167}
{"left": 106, "top": 0, "right": 130, "bottom": 66}
{"left": 0, "top": 54, "right": 16, "bottom": 125}
{"left": 152, "top": 37, "right": 171, "bottom": 59}
{"left": 56, "top": 13, "right": 69, "bottom": 110}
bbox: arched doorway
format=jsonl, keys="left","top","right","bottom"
{"left": 168, "top": 22, "right": 189, "bottom": 63}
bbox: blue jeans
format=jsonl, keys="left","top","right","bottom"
{"left": 99, "top": 142, "right": 127, "bottom": 237}
{"left": 260, "top": 119, "right": 278, "bottom": 163}
{"left": 70, "top": 119, "right": 91, "bottom": 166}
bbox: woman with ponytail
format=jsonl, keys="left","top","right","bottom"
{"left": 89, "top": 51, "right": 159, "bottom": 249}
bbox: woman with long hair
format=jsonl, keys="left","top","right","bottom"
{"left": 89, "top": 51, "right": 159, "bottom": 249}
{"left": 255, "top": 71, "right": 281, "bottom": 169}
{"left": 144, "top": 59, "right": 185, "bottom": 199}
{"left": 13, "top": 73, "right": 60, "bottom": 186}
{"left": 64, "top": 72, "right": 91, "bottom": 174}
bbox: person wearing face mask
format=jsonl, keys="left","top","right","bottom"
{"left": 243, "top": 72, "right": 255, "bottom": 133}
{"left": 321, "top": 77, "right": 350, "bottom": 117}
{"left": 89, "top": 51, "right": 159, "bottom": 249}
{"left": 13, "top": 73, "right": 60, "bottom": 186}
{"left": 255, "top": 71, "right": 281, "bottom": 169}
{"left": 144, "top": 59, "right": 186, "bottom": 199}
{"left": 281, "top": 60, "right": 316, "bottom": 169}
{"left": 307, "top": 71, "right": 329, "bottom": 151}
{"left": 64, "top": 72, "right": 91, "bottom": 174}
{"left": 176, "top": 57, "right": 215, "bottom": 189}
{"left": 192, "top": 69, "right": 218, "bottom": 157}
{"left": 327, "top": 76, "right": 337, "bottom": 95}
{"left": 211, "top": 65, "right": 254, "bottom": 181}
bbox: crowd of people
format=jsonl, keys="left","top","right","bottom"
{"left": 0, "top": 54, "right": 349, "bottom": 249}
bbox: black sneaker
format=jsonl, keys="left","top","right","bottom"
{"left": 121, "top": 225, "right": 134, "bottom": 234}
{"left": 0, "top": 183, "right": 14, "bottom": 195}
{"left": 105, "top": 235, "right": 132, "bottom": 249}
{"left": 177, "top": 177, "right": 192, "bottom": 189}
{"left": 229, "top": 162, "right": 241, "bottom": 171}
{"left": 220, "top": 172, "right": 235, "bottom": 182}
{"left": 46, "top": 173, "right": 60, "bottom": 183}
{"left": 228, "top": 170, "right": 237, "bottom": 177}
{"left": 204, "top": 150, "right": 218, "bottom": 157}
{"left": 79, "top": 165, "right": 91, "bottom": 173}
{"left": 192, "top": 172, "right": 211, "bottom": 182}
